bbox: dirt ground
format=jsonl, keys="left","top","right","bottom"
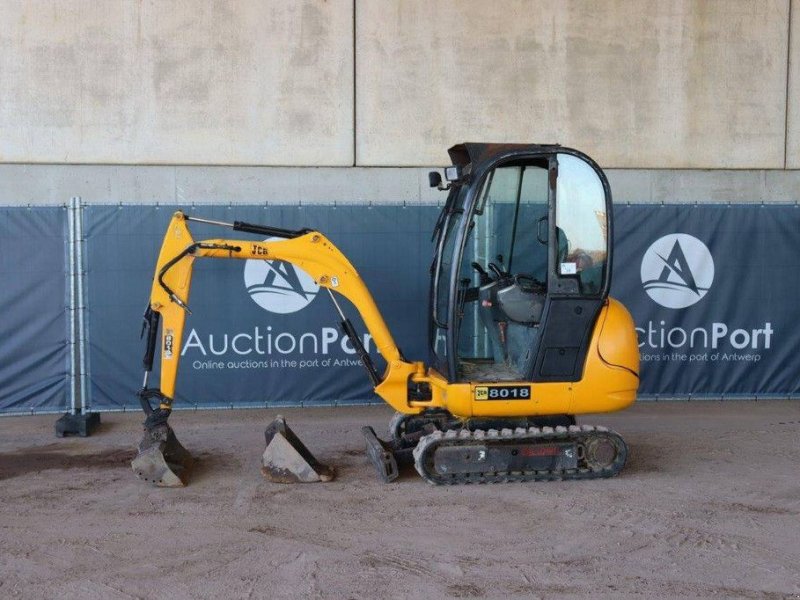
{"left": 1, "top": 402, "right": 799, "bottom": 600}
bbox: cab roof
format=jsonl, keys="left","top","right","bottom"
{"left": 447, "top": 143, "right": 562, "bottom": 168}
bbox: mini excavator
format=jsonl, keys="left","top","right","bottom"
{"left": 133, "top": 143, "right": 639, "bottom": 486}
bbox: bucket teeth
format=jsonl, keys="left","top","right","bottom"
{"left": 262, "top": 416, "right": 335, "bottom": 483}
{"left": 131, "top": 424, "right": 194, "bottom": 487}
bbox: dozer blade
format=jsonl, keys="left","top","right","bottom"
{"left": 361, "top": 426, "right": 399, "bottom": 483}
{"left": 131, "top": 424, "right": 194, "bottom": 487}
{"left": 261, "top": 416, "right": 334, "bottom": 483}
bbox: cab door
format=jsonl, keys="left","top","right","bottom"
{"left": 437, "top": 150, "right": 611, "bottom": 384}
{"left": 451, "top": 157, "right": 551, "bottom": 382}
{"left": 531, "top": 152, "right": 611, "bottom": 382}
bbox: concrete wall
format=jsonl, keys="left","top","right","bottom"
{"left": 0, "top": 0, "right": 798, "bottom": 203}
{"left": 0, "top": 1, "right": 354, "bottom": 165}
{"left": 2, "top": 164, "right": 798, "bottom": 206}
{"left": 788, "top": 0, "right": 800, "bottom": 168}
{"left": 357, "top": 0, "right": 790, "bottom": 169}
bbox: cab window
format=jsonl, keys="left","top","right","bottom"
{"left": 555, "top": 154, "right": 608, "bottom": 295}
{"left": 455, "top": 161, "right": 549, "bottom": 382}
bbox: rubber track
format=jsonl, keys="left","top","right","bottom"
{"left": 412, "top": 425, "right": 627, "bottom": 485}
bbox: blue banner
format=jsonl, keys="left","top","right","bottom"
{"left": 0, "top": 207, "right": 69, "bottom": 414}
{"left": 78, "top": 203, "right": 800, "bottom": 413}
{"left": 84, "top": 205, "right": 439, "bottom": 410}
{"left": 612, "top": 204, "right": 800, "bottom": 398}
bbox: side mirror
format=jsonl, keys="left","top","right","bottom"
{"left": 428, "top": 171, "right": 442, "bottom": 189}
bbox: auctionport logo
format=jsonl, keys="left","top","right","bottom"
{"left": 244, "top": 239, "right": 319, "bottom": 314}
{"left": 640, "top": 234, "right": 714, "bottom": 309}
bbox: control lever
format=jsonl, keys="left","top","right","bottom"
{"left": 471, "top": 262, "right": 487, "bottom": 276}
{"left": 488, "top": 262, "right": 505, "bottom": 279}
{"left": 471, "top": 262, "right": 492, "bottom": 286}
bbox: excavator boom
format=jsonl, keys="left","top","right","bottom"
{"left": 142, "top": 211, "right": 433, "bottom": 416}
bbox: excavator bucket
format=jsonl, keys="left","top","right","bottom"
{"left": 361, "top": 426, "right": 400, "bottom": 483}
{"left": 261, "top": 416, "right": 334, "bottom": 483}
{"left": 131, "top": 424, "right": 194, "bottom": 487}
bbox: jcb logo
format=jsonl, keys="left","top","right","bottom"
{"left": 474, "top": 387, "right": 489, "bottom": 400}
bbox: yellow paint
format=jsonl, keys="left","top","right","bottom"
{"left": 148, "top": 211, "right": 639, "bottom": 419}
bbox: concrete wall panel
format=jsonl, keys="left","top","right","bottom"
{"left": 3, "top": 163, "right": 798, "bottom": 206}
{"left": 356, "top": 0, "right": 789, "bottom": 168}
{"left": 788, "top": 0, "right": 800, "bottom": 168}
{"left": 0, "top": 1, "right": 354, "bottom": 165}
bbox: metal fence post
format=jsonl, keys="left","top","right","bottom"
{"left": 76, "top": 198, "right": 91, "bottom": 413}
{"left": 67, "top": 197, "right": 78, "bottom": 415}
{"left": 55, "top": 197, "right": 100, "bottom": 437}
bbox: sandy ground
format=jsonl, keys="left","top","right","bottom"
{"left": 1, "top": 402, "right": 799, "bottom": 600}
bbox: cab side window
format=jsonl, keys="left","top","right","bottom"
{"left": 555, "top": 154, "right": 608, "bottom": 295}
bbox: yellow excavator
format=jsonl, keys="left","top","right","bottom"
{"left": 132, "top": 143, "right": 639, "bottom": 486}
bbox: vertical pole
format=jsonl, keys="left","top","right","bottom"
{"left": 472, "top": 209, "right": 480, "bottom": 357}
{"left": 68, "top": 197, "right": 78, "bottom": 415}
{"left": 54, "top": 198, "right": 99, "bottom": 437}
{"left": 75, "top": 197, "right": 89, "bottom": 413}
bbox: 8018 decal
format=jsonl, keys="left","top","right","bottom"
{"left": 474, "top": 385, "right": 531, "bottom": 401}
{"left": 164, "top": 329, "right": 175, "bottom": 360}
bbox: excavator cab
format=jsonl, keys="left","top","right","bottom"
{"left": 430, "top": 144, "right": 612, "bottom": 386}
